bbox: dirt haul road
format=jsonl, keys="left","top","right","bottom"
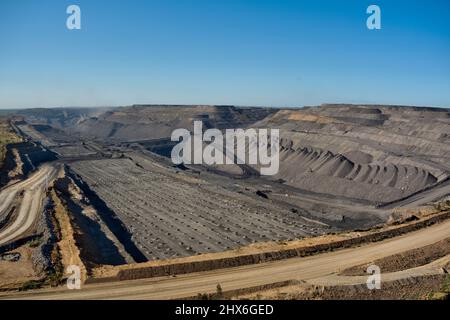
{"left": 382, "top": 178, "right": 450, "bottom": 209}
{"left": 2, "top": 218, "right": 449, "bottom": 300}
{"left": 0, "top": 164, "right": 58, "bottom": 246}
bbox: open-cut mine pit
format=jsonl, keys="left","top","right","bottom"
{"left": 1, "top": 104, "right": 449, "bottom": 291}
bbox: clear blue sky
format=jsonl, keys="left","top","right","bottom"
{"left": 1, "top": 0, "right": 449, "bottom": 109}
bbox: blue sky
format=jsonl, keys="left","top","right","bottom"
{"left": 0, "top": 0, "right": 449, "bottom": 109}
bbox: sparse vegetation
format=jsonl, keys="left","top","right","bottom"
{"left": 19, "top": 280, "right": 44, "bottom": 291}
{"left": 46, "top": 263, "right": 64, "bottom": 287}
{"left": 196, "top": 292, "right": 211, "bottom": 300}
{"left": 428, "top": 275, "right": 450, "bottom": 300}
{"left": 216, "top": 283, "right": 223, "bottom": 298}
{"left": 27, "top": 238, "right": 42, "bottom": 248}
{"left": 434, "top": 200, "right": 450, "bottom": 212}
{"left": 0, "top": 117, "right": 21, "bottom": 169}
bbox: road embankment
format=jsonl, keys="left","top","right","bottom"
{"left": 89, "top": 209, "right": 450, "bottom": 283}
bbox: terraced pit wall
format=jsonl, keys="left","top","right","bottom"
{"left": 0, "top": 141, "right": 57, "bottom": 187}
{"left": 90, "top": 210, "right": 450, "bottom": 282}
{"left": 64, "top": 168, "right": 148, "bottom": 264}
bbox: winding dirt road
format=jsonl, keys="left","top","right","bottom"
{"left": 2, "top": 218, "right": 449, "bottom": 300}
{"left": 0, "top": 164, "right": 58, "bottom": 247}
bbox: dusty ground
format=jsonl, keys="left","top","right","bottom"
{"left": 0, "top": 245, "right": 39, "bottom": 290}
{"left": 2, "top": 218, "right": 449, "bottom": 300}
{"left": 7, "top": 148, "right": 24, "bottom": 181}
{"left": 50, "top": 187, "right": 87, "bottom": 282}
{"left": 340, "top": 237, "right": 450, "bottom": 276}
{"left": 235, "top": 275, "right": 450, "bottom": 300}
{"left": 0, "top": 164, "right": 59, "bottom": 247}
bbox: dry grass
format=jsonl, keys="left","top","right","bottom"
{"left": 234, "top": 275, "right": 449, "bottom": 300}
{"left": 0, "top": 246, "right": 40, "bottom": 290}
{"left": 50, "top": 188, "right": 87, "bottom": 283}
{"left": 0, "top": 118, "right": 21, "bottom": 168}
